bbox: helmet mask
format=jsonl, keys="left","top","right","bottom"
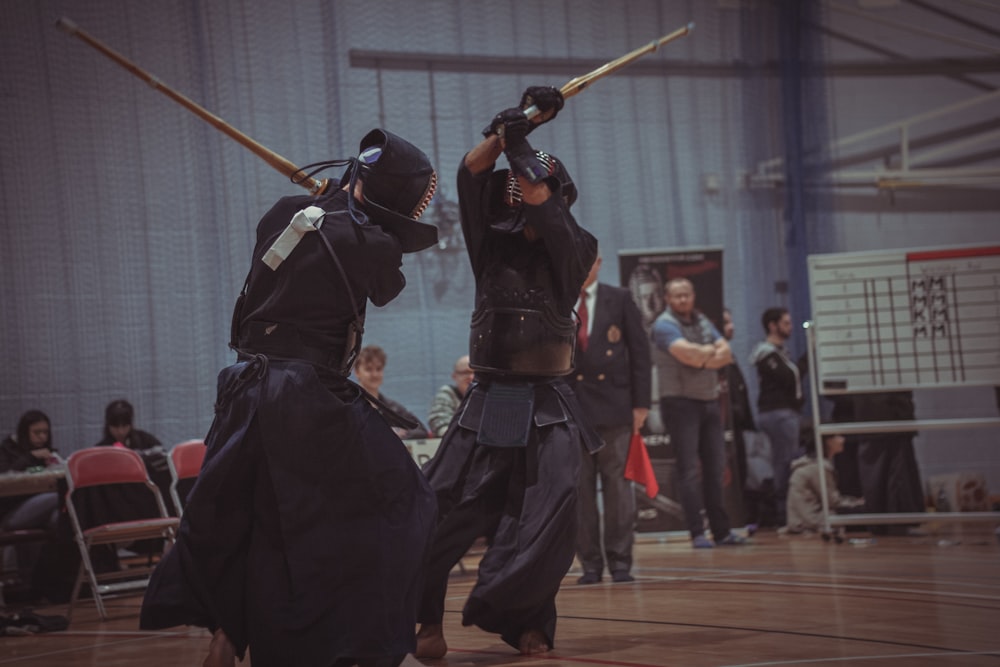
{"left": 487, "top": 151, "right": 577, "bottom": 234}
{"left": 341, "top": 129, "right": 439, "bottom": 252}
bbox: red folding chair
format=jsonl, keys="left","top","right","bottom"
{"left": 64, "top": 447, "right": 180, "bottom": 621}
{"left": 167, "top": 439, "right": 206, "bottom": 516}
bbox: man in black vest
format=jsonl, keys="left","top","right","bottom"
{"left": 750, "top": 307, "right": 805, "bottom": 526}
{"left": 571, "top": 253, "right": 650, "bottom": 584}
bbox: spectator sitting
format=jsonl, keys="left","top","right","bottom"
{"left": 784, "top": 427, "right": 863, "bottom": 535}
{"left": 354, "top": 345, "right": 429, "bottom": 439}
{"left": 427, "top": 355, "right": 474, "bottom": 437}
{"left": 94, "top": 399, "right": 168, "bottom": 471}
{"left": 0, "top": 409, "right": 62, "bottom": 588}
{"left": 93, "top": 399, "right": 172, "bottom": 512}
{"left": 0, "top": 410, "right": 60, "bottom": 472}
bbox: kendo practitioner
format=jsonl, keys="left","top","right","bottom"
{"left": 415, "top": 87, "right": 600, "bottom": 657}
{"left": 140, "top": 129, "right": 439, "bottom": 667}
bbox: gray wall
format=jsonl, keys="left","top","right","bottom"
{"left": 2, "top": 0, "right": 997, "bottom": 492}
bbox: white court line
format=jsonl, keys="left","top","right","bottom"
{"left": 556, "top": 571, "right": 1000, "bottom": 603}
{"left": 636, "top": 568, "right": 1000, "bottom": 594}
{"left": 724, "top": 649, "right": 1000, "bottom": 666}
{"left": 623, "top": 572, "right": 1000, "bottom": 603}
{"left": 687, "top": 569, "right": 1000, "bottom": 592}
{"left": 645, "top": 564, "right": 1000, "bottom": 590}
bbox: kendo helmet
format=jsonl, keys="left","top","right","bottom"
{"left": 340, "top": 129, "right": 437, "bottom": 252}
{"left": 351, "top": 129, "right": 438, "bottom": 252}
{"left": 292, "top": 129, "right": 439, "bottom": 252}
{"left": 298, "top": 128, "right": 438, "bottom": 253}
{"left": 487, "top": 151, "right": 577, "bottom": 234}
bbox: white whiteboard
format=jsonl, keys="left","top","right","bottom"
{"left": 808, "top": 244, "right": 1000, "bottom": 394}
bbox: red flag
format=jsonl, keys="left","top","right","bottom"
{"left": 624, "top": 432, "right": 659, "bottom": 498}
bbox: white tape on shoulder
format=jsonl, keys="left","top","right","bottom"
{"left": 261, "top": 206, "right": 328, "bottom": 270}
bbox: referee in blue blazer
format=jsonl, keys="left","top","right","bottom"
{"left": 570, "top": 253, "right": 652, "bottom": 584}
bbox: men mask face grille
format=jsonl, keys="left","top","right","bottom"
{"left": 413, "top": 172, "right": 437, "bottom": 219}
{"left": 358, "top": 130, "right": 437, "bottom": 222}
{"left": 361, "top": 158, "right": 438, "bottom": 220}
{"left": 287, "top": 129, "right": 439, "bottom": 253}
{"left": 358, "top": 145, "right": 437, "bottom": 220}
{"left": 503, "top": 151, "right": 577, "bottom": 208}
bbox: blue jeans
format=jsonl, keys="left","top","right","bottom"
{"left": 1, "top": 491, "right": 59, "bottom": 580}
{"left": 660, "top": 397, "right": 731, "bottom": 539}
{"left": 756, "top": 408, "right": 801, "bottom": 523}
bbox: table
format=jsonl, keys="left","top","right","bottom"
{"left": 403, "top": 438, "right": 441, "bottom": 468}
{"left": 0, "top": 466, "right": 66, "bottom": 499}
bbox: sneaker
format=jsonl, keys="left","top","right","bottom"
{"left": 577, "top": 571, "right": 602, "bottom": 585}
{"left": 717, "top": 532, "right": 748, "bottom": 546}
{"left": 692, "top": 535, "right": 714, "bottom": 549}
{"left": 611, "top": 571, "right": 635, "bottom": 583}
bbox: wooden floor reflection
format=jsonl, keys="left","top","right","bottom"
{"left": 2, "top": 524, "right": 998, "bottom": 666}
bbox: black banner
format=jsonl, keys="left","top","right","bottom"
{"left": 618, "top": 247, "right": 744, "bottom": 532}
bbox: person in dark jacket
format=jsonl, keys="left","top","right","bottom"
{"left": 94, "top": 399, "right": 163, "bottom": 453}
{"left": 353, "top": 345, "right": 429, "bottom": 440}
{"left": 93, "top": 399, "right": 171, "bottom": 503}
{"left": 721, "top": 308, "right": 776, "bottom": 533}
{"left": 140, "top": 128, "right": 439, "bottom": 667}
{"left": 0, "top": 410, "right": 61, "bottom": 585}
{"left": 749, "top": 307, "right": 807, "bottom": 525}
{"left": 0, "top": 410, "right": 58, "bottom": 473}
{"left": 571, "top": 252, "right": 650, "bottom": 584}
{"left": 415, "top": 86, "right": 599, "bottom": 658}
{"left": 830, "top": 391, "right": 924, "bottom": 535}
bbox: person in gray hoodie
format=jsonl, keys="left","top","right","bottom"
{"left": 785, "top": 428, "right": 863, "bottom": 534}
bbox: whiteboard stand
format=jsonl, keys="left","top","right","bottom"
{"left": 805, "top": 323, "right": 1000, "bottom": 536}
{"left": 804, "top": 243, "right": 1000, "bottom": 538}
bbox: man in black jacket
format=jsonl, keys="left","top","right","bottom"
{"left": 749, "top": 307, "right": 806, "bottom": 526}
{"left": 571, "top": 253, "right": 650, "bottom": 584}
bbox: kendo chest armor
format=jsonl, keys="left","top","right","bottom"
{"left": 469, "top": 261, "right": 576, "bottom": 376}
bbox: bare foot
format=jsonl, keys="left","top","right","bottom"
{"left": 518, "top": 629, "right": 549, "bottom": 655}
{"left": 414, "top": 623, "right": 448, "bottom": 659}
{"left": 203, "top": 628, "right": 236, "bottom": 667}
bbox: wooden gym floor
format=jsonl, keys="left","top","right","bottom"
{"left": 1, "top": 524, "right": 998, "bottom": 666}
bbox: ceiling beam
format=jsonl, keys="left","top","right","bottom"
{"left": 349, "top": 50, "right": 1000, "bottom": 78}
